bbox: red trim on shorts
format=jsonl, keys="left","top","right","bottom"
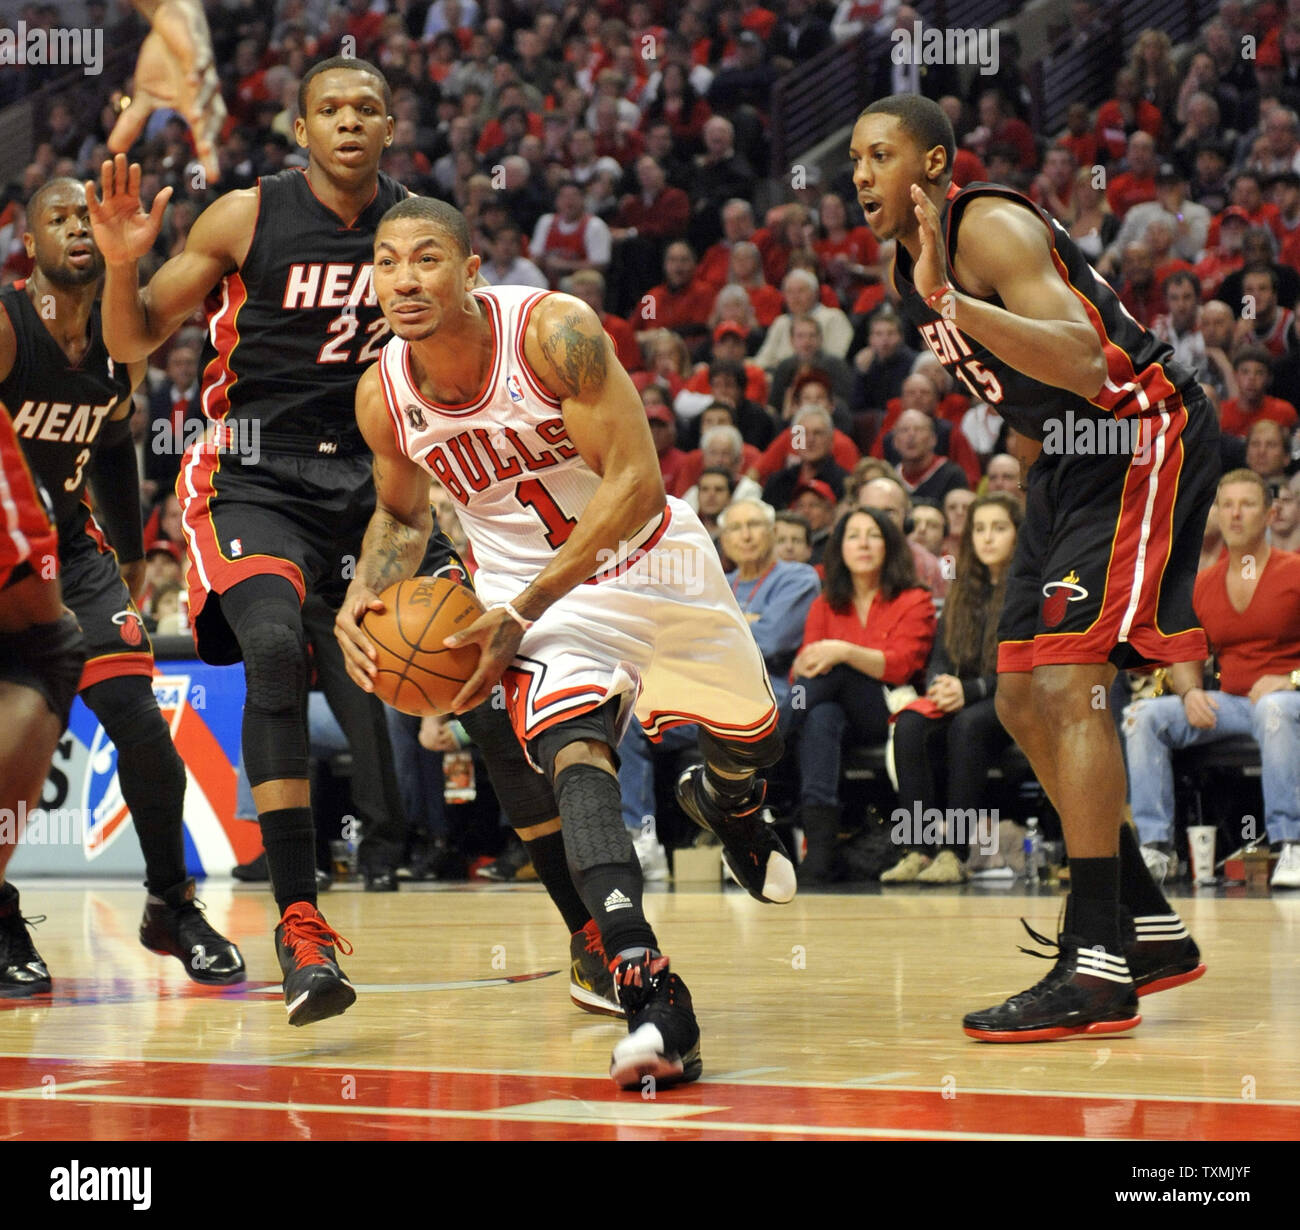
{"left": 504, "top": 664, "right": 611, "bottom": 741}
{"left": 78, "top": 651, "right": 155, "bottom": 691}
{"left": 512, "top": 291, "right": 563, "bottom": 407}
{"left": 641, "top": 702, "right": 779, "bottom": 743}
{"left": 176, "top": 442, "right": 305, "bottom": 627}
{"left": 996, "top": 641, "right": 1036, "bottom": 673}
{"left": 1029, "top": 397, "right": 1190, "bottom": 666}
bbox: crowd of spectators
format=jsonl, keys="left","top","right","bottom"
{"left": 5, "top": 0, "right": 1300, "bottom": 884}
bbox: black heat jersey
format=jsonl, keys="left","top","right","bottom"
{"left": 893, "top": 182, "right": 1200, "bottom": 441}
{"left": 198, "top": 168, "right": 407, "bottom": 449}
{"left": 0, "top": 284, "right": 133, "bottom": 528}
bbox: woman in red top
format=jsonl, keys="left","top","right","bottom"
{"left": 813, "top": 191, "right": 880, "bottom": 306}
{"left": 785, "top": 508, "right": 935, "bottom": 883}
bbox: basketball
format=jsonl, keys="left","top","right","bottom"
{"left": 362, "top": 577, "right": 485, "bottom": 715}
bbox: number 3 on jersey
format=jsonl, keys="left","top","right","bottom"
{"left": 516, "top": 478, "right": 577, "bottom": 548}
{"left": 318, "top": 312, "right": 390, "bottom": 365}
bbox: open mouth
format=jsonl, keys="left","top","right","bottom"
{"left": 67, "top": 244, "right": 95, "bottom": 265}
{"left": 336, "top": 143, "right": 367, "bottom": 159}
{"left": 861, "top": 198, "right": 883, "bottom": 220}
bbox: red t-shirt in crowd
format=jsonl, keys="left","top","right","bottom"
{"left": 797, "top": 587, "right": 936, "bottom": 686}
{"left": 1218, "top": 394, "right": 1299, "bottom": 438}
{"left": 1094, "top": 100, "right": 1164, "bottom": 161}
{"left": 1106, "top": 171, "right": 1157, "bottom": 220}
{"left": 684, "top": 361, "right": 769, "bottom": 406}
{"left": 672, "top": 445, "right": 763, "bottom": 496}
{"left": 628, "top": 280, "right": 718, "bottom": 335}
{"left": 753, "top": 427, "right": 861, "bottom": 480}
{"left": 1194, "top": 549, "right": 1300, "bottom": 695}
{"left": 951, "top": 148, "right": 988, "bottom": 188}
{"left": 603, "top": 312, "right": 643, "bottom": 372}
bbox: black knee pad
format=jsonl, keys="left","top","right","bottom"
{"left": 1, "top": 611, "right": 85, "bottom": 728}
{"left": 553, "top": 762, "right": 634, "bottom": 871}
{"left": 458, "top": 700, "right": 558, "bottom": 830}
{"left": 231, "top": 600, "right": 309, "bottom": 786}
{"left": 697, "top": 722, "right": 784, "bottom": 774}
{"left": 80, "top": 674, "right": 170, "bottom": 748}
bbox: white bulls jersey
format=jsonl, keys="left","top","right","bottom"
{"left": 375, "top": 284, "right": 778, "bottom": 754}
{"left": 376, "top": 285, "right": 665, "bottom": 583}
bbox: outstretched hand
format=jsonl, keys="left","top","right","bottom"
{"left": 111, "top": 0, "right": 225, "bottom": 183}
{"left": 85, "top": 155, "right": 173, "bottom": 266}
{"left": 909, "top": 182, "right": 949, "bottom": 302}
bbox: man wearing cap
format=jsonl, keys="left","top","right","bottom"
{"left": 760, "top": 406, "right": 848, "bottom": 510}
{"left": 644, "top": 395, "right": 691, "bottom": 495}
{"left": 1193, "top": 206, "right": 1251, "bottom": 299}
{"left": 788, "top": 479, "right": 838, "bottom": 565}
{"left": 679, "top": 322, "right": 769, "bottom": 407}
{"left": 1100, "top": 163, "right": 1211, "bottom": 275}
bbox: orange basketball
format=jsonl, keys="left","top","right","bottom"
{"left": 362, "top": 577, "right": 485, "bottom": 716}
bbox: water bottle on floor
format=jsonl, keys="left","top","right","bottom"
{"left": 1024, "top": 817, "right": 1041, "bottom": 884}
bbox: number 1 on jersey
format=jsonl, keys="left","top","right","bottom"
{"left": 515, "top": 478, "right": 577, "bottom": 548}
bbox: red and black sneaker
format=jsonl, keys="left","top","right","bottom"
{"left": 675, "top": 765, "right": 795, "bottom": 904}
{"left": 1122, "top": 910, "right": 1207, "bottom": 997}
{"left": 963, "top": 921, "right": 1141, "bottom": 1043}
{"left": 609, "top": 950, "right": 701, "bottom": 1090}
{"left": 569, "top": 919, "right": 623, "bottom": 1017}
{"left": 275, "top": 903, "right": 355, "bottom": 1027}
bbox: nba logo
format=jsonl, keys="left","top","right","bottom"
{"left": 507, "top": 374, "right": 525, "bottom": 402}
{"left": 230, "top": 538, "right": 243, "bottom": 557}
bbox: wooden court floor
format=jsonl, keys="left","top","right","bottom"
{"left": 1, "top": 879, "right": 1297, "bottom": 1140}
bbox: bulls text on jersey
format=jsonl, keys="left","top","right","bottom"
{"left": 422, "top": 419, "right": 579, "bottom": 505}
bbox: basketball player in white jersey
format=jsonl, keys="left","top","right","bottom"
{"left": 336, "top": 196, "right": 793, "bottom": 1089}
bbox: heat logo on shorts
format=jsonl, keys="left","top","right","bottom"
{"left": 1041, "top": 569, "right": 1088, "bottom": 628}
{"left": 110, "top": 609, "right": 143, "bottom": 647}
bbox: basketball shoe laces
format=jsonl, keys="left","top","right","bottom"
{"left": 1002, "top": 918, "right": 1087, "bottom": 1005}
{"left": 581, "top": 919, "right": 605, "bottom": 959}
{"left": 1, "top": 910, "right": 46, "bottom": 963}
{"left": 281, "top": 905, "right": 353, "bottom": 966}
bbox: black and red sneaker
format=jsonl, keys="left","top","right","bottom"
{"left": 963, "top": 921, "right": 1141, "bottom": 1042}
{"left": 675, "top": 765, "right": 795, "bottom": 904}
{"left": 609, "top": 951, "right": 701, "bottom": 1090}
{"left": 0, "top": 882, "right": 50, "bottom": 998}
{"left": 569, "top": 919, "right": 623, "bottom": 1017}
{"left": 1122, "top": 910, "right": 1207, "bottom": 997}
{"left": 274, "top": 903, "right": 355, "bottom": 1027}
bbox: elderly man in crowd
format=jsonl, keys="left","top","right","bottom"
{"left": 616, "top": 498, "right": 821, "bottom": 878}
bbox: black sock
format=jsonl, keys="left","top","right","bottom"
{"left": 703, "top": 763, "right": 754, "bottom": 808}
{"left": 1067, "top": 858, "right": 1121, "bottom": 951}
{"left": 554, "top": 763, "right": 657, "bottom": 957}
{"left": 523, "top": 829, "right": 591, "bottom": 934}
{"left": 117, "top": 732, "right": 188, "bottom": 896}
{"left": 260, "top": 806, "right": 317, "bottom": 914}
{"left": 1118, "top": 822, "right": 1176, "bottom": 918}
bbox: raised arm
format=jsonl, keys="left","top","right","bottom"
{"left": 911, "top": 188, "right": 1108, "bottom": 400}
{"left": 334, "top": 365, "right": 435, "bottom": 691}
{"left": 87, "top": 155, "right": 253, "bottom": 362}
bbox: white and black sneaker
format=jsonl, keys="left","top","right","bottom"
{"left": 609, "top": 951, "right": 701, "bottom": 1090}
{"left": 0, "top": 883, "right": 50, "bottom": 998}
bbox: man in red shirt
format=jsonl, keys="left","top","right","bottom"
{"left": 1204, "top": 170, "right": 1286, "bottom": 249}
{"left": 629, "top": 241, "right": 717, "bottom": 352}
{"left": 1094, "top": 68, "right": 1164, "bottom": 162}
{"left": 531, "top": 181, "right": 613, "bottom": 286}
{"left": 1219, "top": 347, "right": 1299, "bottom": 437}
{"left": 610, "top": 156, "right": 690, "bottom": 243}
{"left": 972, "top": 89, "right": 1036, "bottom": 171}
{"left": 1125, "top": 469, "right": 1300, "bottom": 889}
{"left": 697, "top": 199, "right": 772, "bottom": 289}
{"left": 1117, "top": 242, "right": 1165, "bottom": 328}
{"left": 1106, "top": 131, "right": 1159, "bottom": 220}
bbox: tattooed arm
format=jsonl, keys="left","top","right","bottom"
{"left": 335, "top": 366, "right": 434, "bottom": 691}
{"left": 442, "top": 294, "right": 666, "bottom": 713}
{"left": 512, "top": 293, "right": 666, "bottom": 620}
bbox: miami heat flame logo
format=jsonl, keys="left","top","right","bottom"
{"left": 111, "top": 609, "right": 143, "bottom": 647}
{"left": 1041, "top": 570, "right": 1088, "bottom": 628}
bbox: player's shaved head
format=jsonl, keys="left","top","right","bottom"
{"left": 858, "top": 94, "right": 956, "bottom": 180}
{"left": 299, "top": 56, "right": 392, "bottom": 117}
{"left": 377, "top": 195, "right": 472, "bottom": 260}
{"left": 27, "top": 176, "right": 85, "bottom": 221}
